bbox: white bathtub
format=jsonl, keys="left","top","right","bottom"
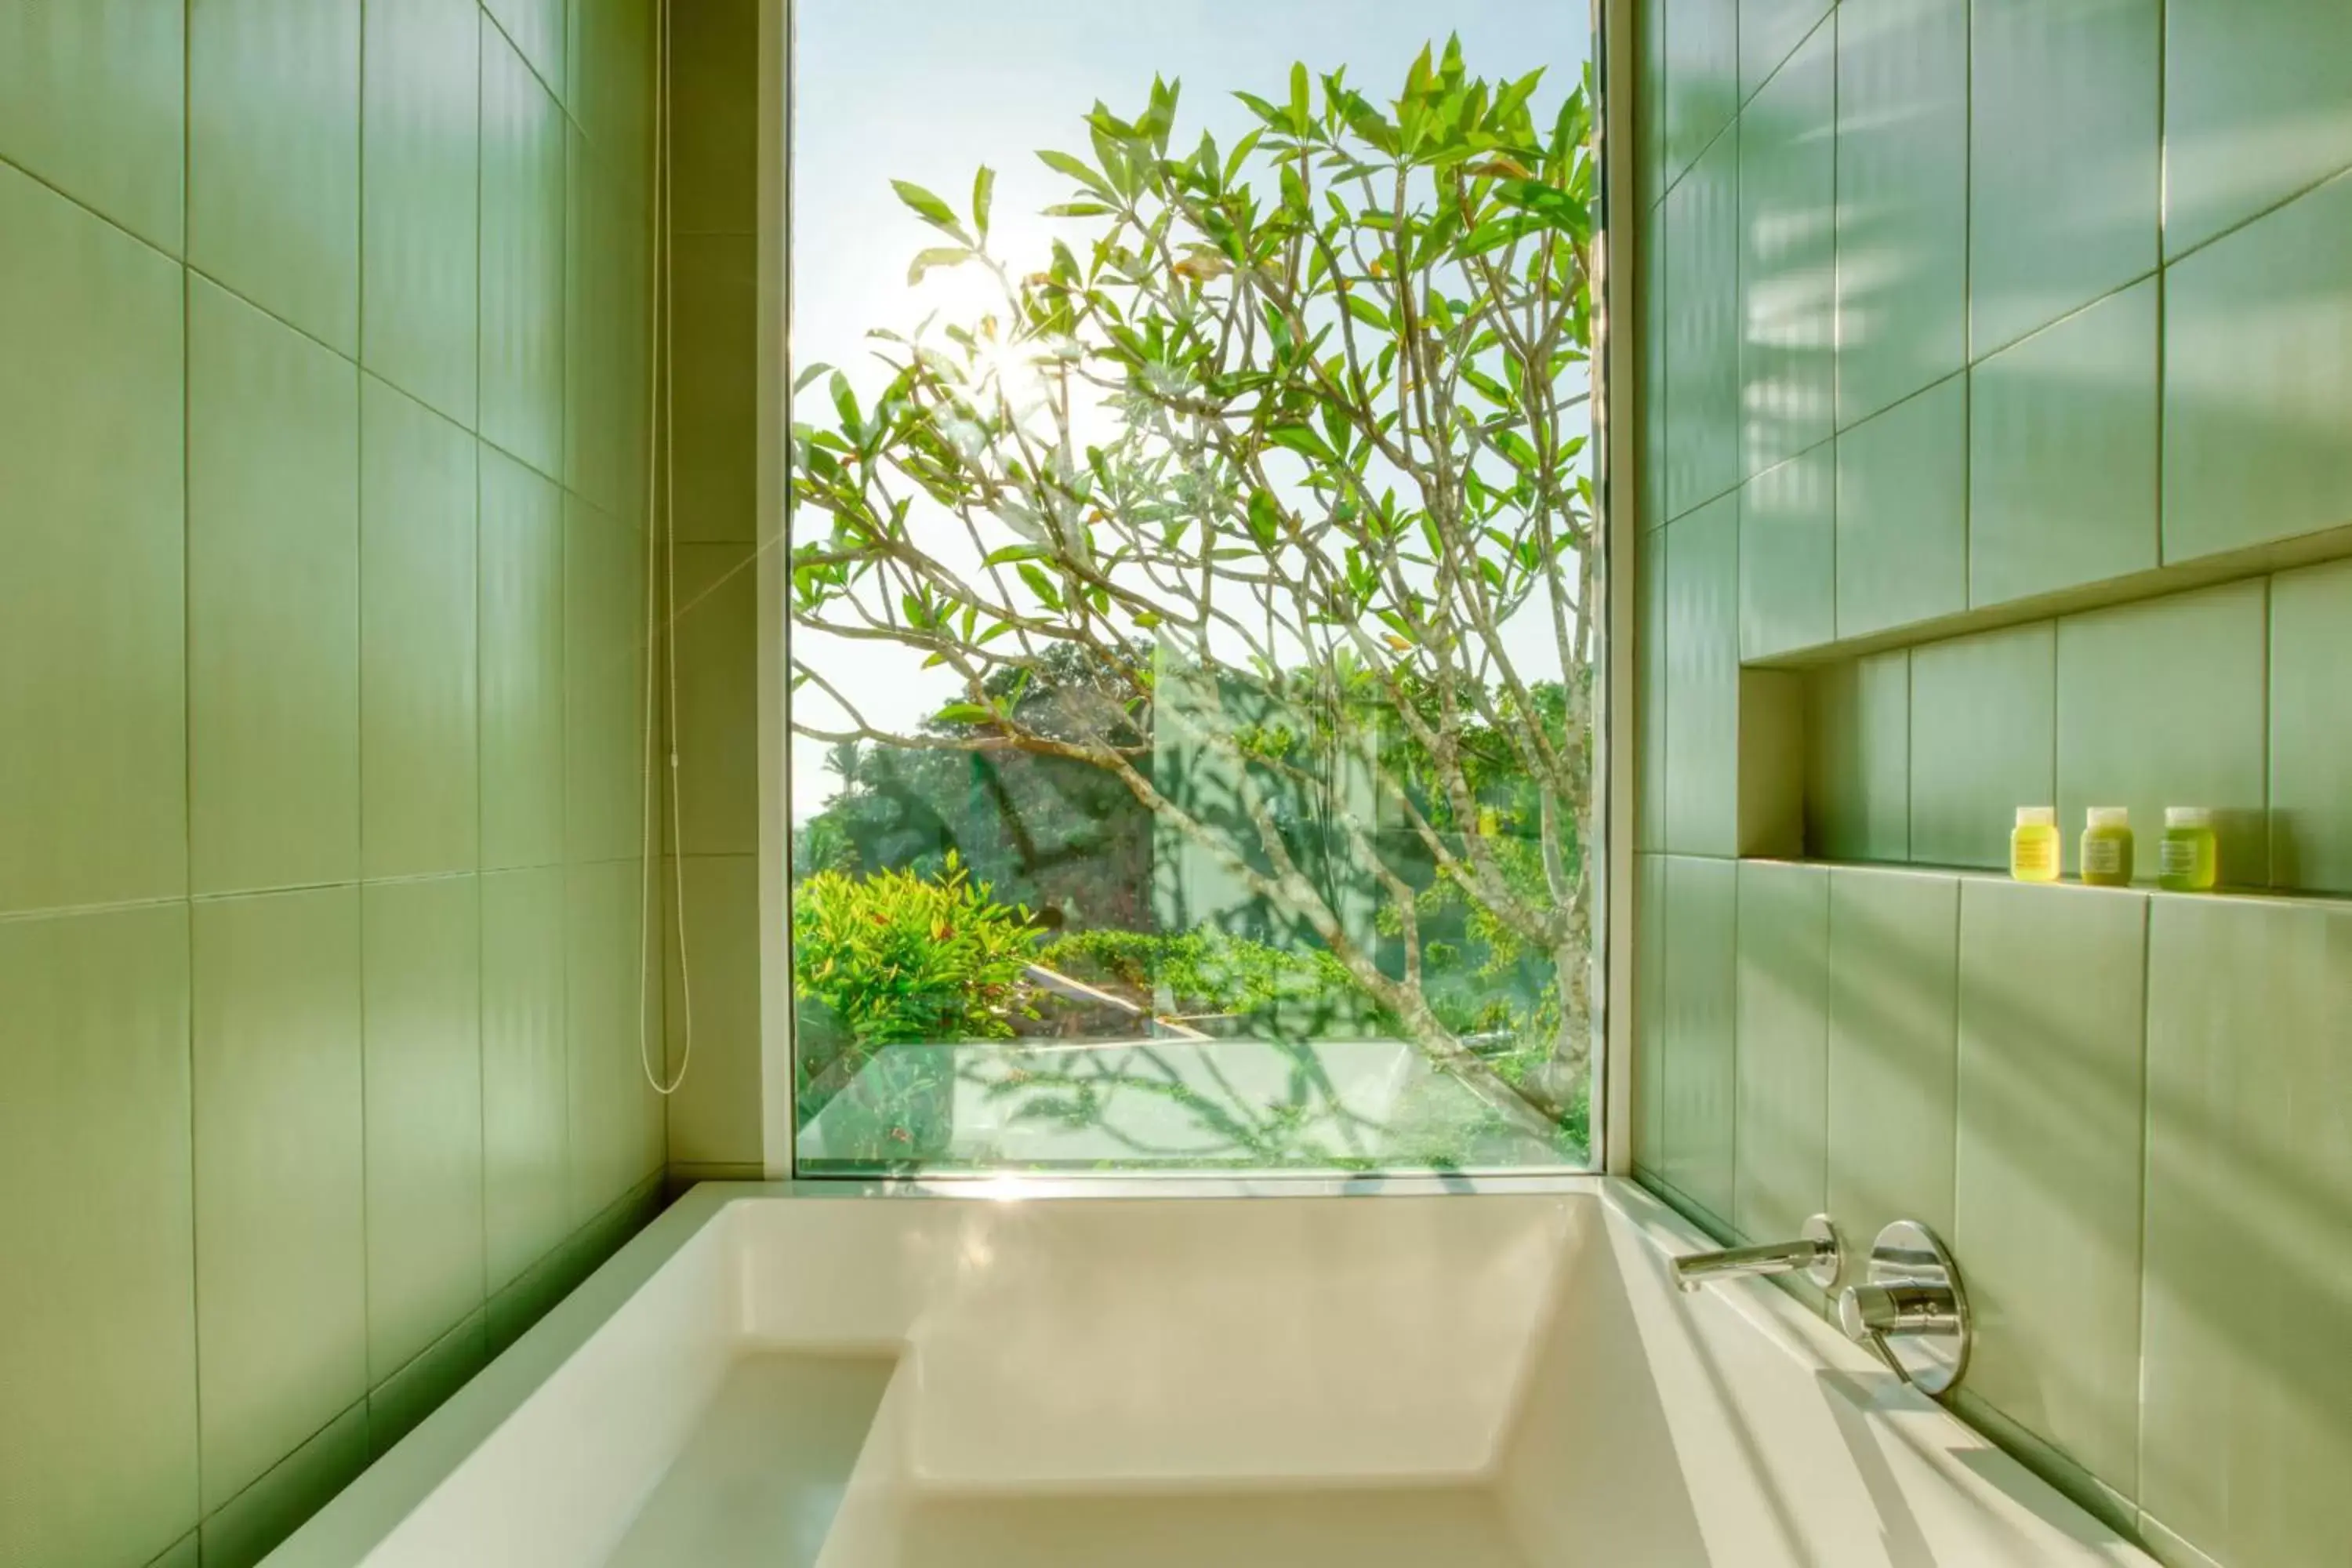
{"left": 263, "top": 1179, "right": 2151, "bottom": 1567}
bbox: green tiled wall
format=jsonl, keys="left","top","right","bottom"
{"left": 0, "top": 5, "right": 666, "bottom": 1565}
{"left": 1831, "top": 0, "right": 1965, "bottom": 428}
{"left": 659, "top": 0, "right": 768, "bottom": 1179}
{"left": 1833, "top": 372, "right": 1965, "bottom": 637}
{"left": 1804, "top": 648, "right": 1907, "bottom": 862}
{"left": 1635, "top": 3, "right": 2352, "bottom": 1564}
{"left": 1732, "top": 861, "right": 1829, "bottom": 1266}
{"left": 1733, "top": 14, "right": 1833, "bottom": 481}
{"left": 1905, "top": 620, "right": 2053, "bottom": 870}
{"left": 1968, "top": 278, "right": 2160, "bottom": 607}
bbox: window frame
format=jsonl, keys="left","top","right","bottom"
{"left": 754, "top": 0, "right": 1637, "bottom": 1181}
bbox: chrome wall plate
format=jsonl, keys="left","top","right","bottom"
{"left": 1837, "top": 1219, "right": 1971, "bottom": 1397}
{"left": 1800, "top": 1213, "right": 1842, "bottom": 1290}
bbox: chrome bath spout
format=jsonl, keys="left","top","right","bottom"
{"left": 1671, "top": 1214, "right": 1840, "bottom": 1293}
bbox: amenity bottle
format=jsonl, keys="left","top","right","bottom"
{"left": 2010, "top": 807, "right": 2060, "bottom": 883}
{"left": 2081, "top": 807, "right": 2134, "bottom": 887}
{"left": 2158, "top": 807, "right": 2219, "bottom": 891}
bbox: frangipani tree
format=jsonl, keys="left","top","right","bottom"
{"left": 789, "top": 38, "right": 1599, "bottom": 1121}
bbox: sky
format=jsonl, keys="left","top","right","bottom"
{"left": 789, "top": 0, "right": 1594, "bottom": 818}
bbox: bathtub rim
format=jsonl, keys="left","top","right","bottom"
{"left": 261, "top": 1174, "right": 2127, "bottom": 1567}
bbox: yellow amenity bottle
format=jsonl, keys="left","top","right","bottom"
{"left": 2159, "top": 807, "right": 2220, "bottom": 891}
{"left": 2081, "top": 807, "right": 2135, "bottom": 887}
{"left": 2010, "top": 807, "right": 2060, "bottom": 882}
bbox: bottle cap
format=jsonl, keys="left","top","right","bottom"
{"left": 2165, "top": 807, "right": 2213, "bottom": 829}
{"left": 2015, "top": 806, "right": 2056, "bottom": 828}
{"left": 2087, "top": 806, "right": 2131, "bottom": 829}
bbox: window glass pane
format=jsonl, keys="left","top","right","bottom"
{"left": 789, "top": 1, "right": 1601, "bottom": 1174}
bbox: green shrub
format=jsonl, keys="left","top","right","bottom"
{"left": 793, "top": 853, "right": 1041, "bottom": 1057}
{"left": 1036, "top": 927, "right": 1396, "bottom": 1036}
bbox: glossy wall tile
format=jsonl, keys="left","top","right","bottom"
{"left": 1737, "top": 0, "right": 1831, "bottom": 107}
{"left": 192, "top": 888, "right": 368, "bottom": 1513}
{"left": 1733, "top": 861, "right": 1829, "bottom": 1253}
{"left": 187, "top": 278, "right": 362, "bottom": 896}
{"left": 0, "top": 0, "right": 185, "bottom": 252}
{"left": 2162, "top": 170, "right": 2352, "bottom": 564}
{"left": 2161, "top": 0, "right": 2352, "bottom": 261}
{"left": 1969, "top": 279, "right": 2160, "bottom": 608}
{"left": 1662, "top": 0, "right": 1738, "bottom": 191}
{"left": 2055, "top": 581, "right": 2269, "bottom": 884}
{"left": 0, "top": 906, "right": 197, "bottom": 1568}
{"left": 1907, "top": 622, "right": 2056, "bottom": 871}
{"left": 187, "top": 0, "right": 363, "bottom": 354}
{"left": 1806, "top": 650, "right": 1908, "bottom": 863}
{"left": 1659, "top": 855, "right": 1738, "bottom": 1226}
{"left": 0, "top": 4, "right": 666, "bottom": 1559}
{"left": 360, "top": 377, "right": 481, "bottom": 880}
{"left": 1966, "top": 0, "right": 2159, "bottom": 357}
{"left": 2141, "top": 898, "right": 2352, "bottom": 1566}
{"left": 362, "top": 875, "right": 488, "bottom": 1382}
{"left": 0, "top": 162, "right": 187, "bottom": 917}
{"left": 1738, "top": 441, "right": 1835, "bottom": 660}
{"left": 1664, "top": 126, "right": 1741, "bottom": 521}
{"left": 1954, "top": 880, "right": 2148, "bottom": 1497}
{"left": 1635, "top": 8, "right": 2352, "bottom": 1564}
{"left": 2267, "top": 560, "right": 2352, "bottom": 895}
{"left": 1832, "top": 0, "right": 1967, "bottom": 430}
{"left": 1664, "top": 495, "right": 1741, "bottom": 856}
{"left": 1834, "top": 374, "right": 1966, "bottom": 639}
{"left": 1735, "top": 15, "right": 1835, "bottom": 482}
{"left": 1823, "top": 867, "right": 1958, "bottom": 1247}
{"left": 361, "top": 0, "right": 481, "bottom": 426}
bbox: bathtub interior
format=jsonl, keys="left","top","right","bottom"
{"left": 267, "top": 1184, "right": 2147, "bottom": 1568}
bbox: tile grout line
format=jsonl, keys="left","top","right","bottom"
{"left": 474, "top": 0, "right": 497, "bottom": 1370}
{"left": 2151, "top": 0, "right": 2168, "bottom": 645}
{"left": 178, "top": 0, "right": 205, "bottom": 1533}
{"left": 0, "top": 131, "right": 490, "bottom": 453}
{"left": 2167, "top": 158, "right": 2352, "bottom": 271}
{"left": 1957, "top": 0, "right": 1976, "bottom": 658}
{"left": 1961, "top": 0, "right": 1975, "bottom": 372}
{"left": 2131, "top": 889, "right": 2154, "bottom": 1512}
{"left": 1826, "top": 0, "right": 1840, "bottom": 656}
{"left": 355, "top": 0, "right": 379, "bottom": 1423}
{"left": 194, "top": 1396, "right": 367, "bottom": 1537}
{"left": 2259, "top": 574, "right": 2272, "bottom": 887}
{"left": 1944, "top": 870, "right": 1962, "bottom": 1250}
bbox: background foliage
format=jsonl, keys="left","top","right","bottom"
{"left": 789, "top": 38, "right": 1599, "bottom": 1159}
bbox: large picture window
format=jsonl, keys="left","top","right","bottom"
{"left": 787, "top": 1, "right": 1602, "bottom": 1174}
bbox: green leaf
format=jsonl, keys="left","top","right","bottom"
{"left": 1233, "top": 89, "right": 1282, "bottom": 125}
{"left": 1036, "top": 148, "right": 1112, "bottom": 195}
{"left": 1221, "top": 128, "right": 1262, "bottom": 190}
{"left": 971, "top": 165, "right": 996, "bottom": 238}
{"left": 1246, "top": 488, "right": 1283, "bottom": 546}
{"left": 983, "top": 543, "right": 1051, "bottom": 567}
{"left": 1496, "top": 177, "right": 1591, "bottom": 240}
{"left": 1461, "top": 365, "right": 1514, "bottom": 405}
{"left": 906, "top": 245, "right": 972, "bottom": 286}
{"left": 1044, "top": 201, "right": 1116, "bottom": 218}
{"left": 1289, "top": 62, "right": 1310, "bottom": 129}
{"left": 1341, "top": 293, "right": 1392, "bottom": 333}
{"left": 1267, "top": 424, "right": 1334, "bottom": 462}
{"left": 791, "top": 361, "right": 834, "bottom": 394}
{"left": 1460, "top": 212, "right": 1548, "bottom": 257}
{"left": 933, "top": 702, "right": 996, "bottom": 726}
{"left": 1336, "top": 89, "right": 1397, "bottom": 155}
{"left": 1016, "top": 562, "right": 1064, "bottom": 612}
{"left": 1279, "top": 162, "right": 1309, "bottom": 217}
{"left": 828, "top": 371, "right": 860, "bottom": 437}
{"left": 891, "top": 180, "right": 969, "bottom": 238}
